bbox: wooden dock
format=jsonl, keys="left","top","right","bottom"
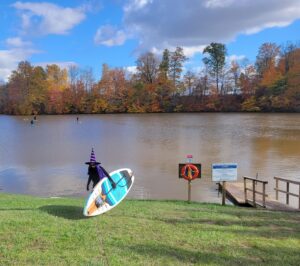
{"left": 220, "top": 182, "right": 300, "bottom": 212}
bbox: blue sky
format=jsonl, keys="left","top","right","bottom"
{"left": 1, "top": 0, "right": 300, "bottom": 81}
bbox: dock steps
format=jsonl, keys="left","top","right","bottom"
{"left": 219, "top": 182, "right": 300, "bottom": 212}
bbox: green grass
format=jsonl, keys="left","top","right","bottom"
{"left": 0, "top": 193, "right": 300, "bottom": 265}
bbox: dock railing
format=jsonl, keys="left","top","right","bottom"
{"left": 244, "top": 176, "right": 268, "bottom": 208}
{"left": 274, "top": 177, "right": 300, "bottom": 209}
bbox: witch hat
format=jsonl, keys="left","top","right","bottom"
{"left": 85, "top": 148, "right": 101, "bottom": 165}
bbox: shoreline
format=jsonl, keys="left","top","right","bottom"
{"left": 2, "top": 110, "right": 300, "bottom": 116}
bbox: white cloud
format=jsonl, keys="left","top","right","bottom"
{"left": 122, "top": 0, "right": 300, "bottom": 56}
{"left": 227, "top": 54, "right": 246, "bottom": 62}
{"left": 182, "top": 45, "right": 207, "bottom": 57}
{"left": 204, "top": 0, "right": 235, "bottom": 9}
{"left": 94, "top": 25, "right": 127, "bottom": 46}
{"left": 6, "top": 37, "right": 31, "bottom": 47}
{"left": 13, "top": 1, "right": 86, "bottom": 35}
{"left": 1, "top": 2, "right": 90, "bottom": 80}
{"left": 124, "top": 65, "right": 137, "bottom": 74}
{"left": 124, "top": 0, "right": 153, "bottom": 12}
{"left": 0, "top": 48, "right": 39, "bottom": 82}
{"left": 146, "top": 45, "right": 205, "bottom": 59}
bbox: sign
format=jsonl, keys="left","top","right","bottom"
{"left": 212, "top": 163, "right": 237, "bottom": 182}
{"left": 179, "top": 164, "right": 201, "bottom": 180}
{"left": 186, "top": 154, "right": 193, "bottom": 163}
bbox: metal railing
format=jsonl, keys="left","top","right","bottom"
{"left": 274, "top": 177, "right": 300, "bottom": 209}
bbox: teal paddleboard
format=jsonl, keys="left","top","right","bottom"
{"left": 83, "top": 168, "right": 134, "bottom": 216}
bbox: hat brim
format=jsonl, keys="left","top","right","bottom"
{"left": 85, "top": 162, "right": 101, "bottom": 165}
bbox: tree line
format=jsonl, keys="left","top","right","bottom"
{"left": 0, "top": 42, "right": 300, "bottom": 115}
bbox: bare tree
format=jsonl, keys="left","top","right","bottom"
{"left": 183, "top": 70, "right": 196, "bottom": 95}
{"left": 80, "top": 67, "right": 94, "bottom": 91}
{"left": 136, "top": 52, "right": 159, "bottom": 84}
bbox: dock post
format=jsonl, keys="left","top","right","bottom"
{"left": 244, "top": 177, "right": 247, "bottom": 203}
{"left": 252, "top": 180, "right": 256, "bottom": 207}
{"left": 222, "top": 181, "right": 226, "bottom": 205}
{"left": 263, "top": 182, "right": 266, "bottom": 207}
{"left": 286, "top": 182, "right": 290, "bottom": 205}
{"left": 299, "top": 185, "right": 300, "bottom": 209}
{"left": 275, "top": 178, "right": 279, "bottom": 200}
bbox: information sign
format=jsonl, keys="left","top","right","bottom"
{"left": 212, "top": 163, "right": 237, "bottom": 182}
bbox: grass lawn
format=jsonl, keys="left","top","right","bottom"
{"left": 0, "top": 193, "right": 300, "bottom": 265}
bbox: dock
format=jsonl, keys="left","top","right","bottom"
{"left": 220, "top": 181, "right": 300, "bottom": 212}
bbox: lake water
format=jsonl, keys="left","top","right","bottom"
{"left": 0, "top": 113, "right": 300, "bottom": 206}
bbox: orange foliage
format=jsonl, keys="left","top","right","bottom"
{"left": 260, "top": 65, "right": 282, "bottom": 88}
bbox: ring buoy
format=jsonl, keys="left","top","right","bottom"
{"left": 181, "top": 164, "right": 199, "bottom": 181}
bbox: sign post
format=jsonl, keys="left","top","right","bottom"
{"left": 188, "top": 180, "right": 191, "bottom": 203}
{"left": 212, "top": 163, "right": 237, "bottom": 206}
{"left": 187, "top": 155, "right": 192, "bottom": 203}
{"left": 179, "top": 155, "right": 201, "bottom": 203}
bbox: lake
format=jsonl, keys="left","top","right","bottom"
{"left": 0, "top": 113, "right": 300, "bottom": 206}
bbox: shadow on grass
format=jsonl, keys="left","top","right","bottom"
{"left": 0, "top": 208, "right": 36, "bottom": 211}
{"left": 39, "top": 205, "right": 86, "bottom": 220}
{"left": 118, "top": 243, "right": 262, "bottom": 265}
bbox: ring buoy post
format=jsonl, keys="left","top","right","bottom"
{"left": 181, "top": 164, "right": 200, "bottom": 181}
{"left": 178, "top": 163, "right": 201, "bottom": 203}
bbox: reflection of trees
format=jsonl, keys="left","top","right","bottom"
{"left": 249, "top": 128, "right": 300, "bottom": 197}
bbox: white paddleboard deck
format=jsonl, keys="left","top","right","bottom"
{"left": 83, "top": 168, "right": 134, "bottom": 216}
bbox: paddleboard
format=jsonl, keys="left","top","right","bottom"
{"left": 83, "top": 168, "right": 134, "bottom": 217}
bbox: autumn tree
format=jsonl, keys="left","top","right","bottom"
{"left": 45, "top": 64, "right": 68, "bottom": 113}
{"left": 30, "top": 66, "right": 47, "bottom": 113}
{"left": 285, "top": 48, "right": 300, "bottom": 111}
{"left": 255, "top": 43, "right": 280, "bottom": 77}
{"left": 7, "top": 61, "right": 34, "bottom": 114}
{"left": 279, "top": 42, "right": 299, "bottom": 74}
{"left": 228, "top": 61, "right": 240, "bottom": 94}
{"left": 239, "top": 65, "right": 258, "bottom": 97}
{"left": 97, "top": 65, "right": 128, "bottom": 112}
{"left": 0, "top": 83, "right": 7, "bottom": 113}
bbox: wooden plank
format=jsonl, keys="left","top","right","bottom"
{"left": 245, "top": 188, "right": 268, "bottom": 196}
{"left": 274, "top": 189, "right": 299, "bottom": 197}
{"left": 244, "top": 176, "right": 268, "bottom": 184}
{"left": 220, "top": 182, "right": 246, "bottom": 205}
{"left": 274, "top": 176, "right": 300, "bottom": 185}
{"left": 260, "top": 198, "right": 299, "bottom": 212}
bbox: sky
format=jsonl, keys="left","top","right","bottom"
{"left": 1, "top": 0, "right": 300, "bottom": 82}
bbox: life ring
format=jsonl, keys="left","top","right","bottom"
{"left": 181, "top": 164, "right": 199, "bottom": 181}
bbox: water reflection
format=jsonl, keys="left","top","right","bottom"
{"left": 0, "top": 114, "right": 300, "bottom": 205}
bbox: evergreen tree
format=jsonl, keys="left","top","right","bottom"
{"left": 159, "top": 49, "right": 170, "bottom": 79}
{"left": 169, "top": 47, "right": 187, "bottom": 90}
{"left": 203, "top": 43, "right": 227, "bottom": 94}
